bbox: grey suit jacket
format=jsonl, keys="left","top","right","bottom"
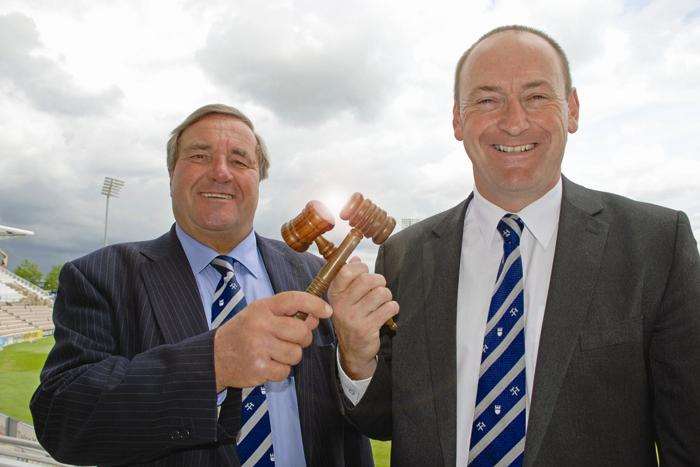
{"left": 31, "top": 226, "right": 373, "bottom": 467}
{"left": 341, "top": 177, "right": 700, "bottom": 466}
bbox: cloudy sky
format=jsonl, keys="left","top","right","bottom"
{"left": 0, "top": 0, "right": 698, "bottom": 274}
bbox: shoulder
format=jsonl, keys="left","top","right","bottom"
{"left": 382, "top": 198, "right": 468, "bottom": 255}
{"left": 67, "top": 231, "right": 173, "bottom": 279}
{"left": 564, "top": 178, "right": 686, "bottom": 236}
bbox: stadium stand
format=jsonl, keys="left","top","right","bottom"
{"left": 0, "top": 268, "right": 52, "bottom": 306}
{"left": 0, "top": 413, "right": 71, "bottom": 466}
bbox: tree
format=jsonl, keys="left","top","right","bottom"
{"left": 44, "top": 264, "right": 63, "bottom": 293}
{"left": 14, "top": 259, "right": 43, "bottom": 287}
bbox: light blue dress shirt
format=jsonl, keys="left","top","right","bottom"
{"left": 176, "top": 224, "right": 306, "bottom": 467}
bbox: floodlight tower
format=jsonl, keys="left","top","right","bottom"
{"left": 101, "top": 177, "right": 125, "bottom": 246}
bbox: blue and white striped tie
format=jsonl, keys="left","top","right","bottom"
{"left": 210, "top": 256, "right": 275, "bottom": 467}
{"left": 468, "top": 214, "right": 526, "bottom": 467}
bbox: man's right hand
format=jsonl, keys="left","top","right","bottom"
{"left": 213, "top": 291, "right": 332, "bottom": 391}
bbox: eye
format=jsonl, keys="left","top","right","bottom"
{"left": 477, "top": 98, "right": 496, "bottom": 105}
{"left": 529, "top": 94, "right": 547, "bottom": 101}
{"left": 189, "top": 153, "right": 207, "bottom": 161}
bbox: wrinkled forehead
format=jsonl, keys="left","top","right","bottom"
{"left": 459, "top": 31, "right": 567, "bottom": 96}
{"left": 180, "top": 114, "right": 257, "bottom": 148}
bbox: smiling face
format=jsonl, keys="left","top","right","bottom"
{"left": 453, "top": 31, "right": 579, "bottom": 211}
{"left": 170, "top": 114, "right": 260, "bottom": 252}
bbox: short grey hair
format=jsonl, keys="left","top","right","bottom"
{"left": 166, "top": 103, "right": 270, "bottom": 180}
{"left": 454, "top": 25, "right": 572, "bottom": 101}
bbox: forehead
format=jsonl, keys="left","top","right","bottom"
{"left": 460, "top": 31, "right": 566, "bottom": 94}
{"left": 180, "top": 114, "right": 257, "bottom": 149}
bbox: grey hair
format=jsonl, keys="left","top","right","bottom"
{"left": 166, "top": 103, "right": 270, "bottom": 180}
{"left": 454, "top": 25, "right": 572, "bottom": 101}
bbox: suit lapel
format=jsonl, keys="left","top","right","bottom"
{"left": 524, "top": 178, "right": 609, "bottom": 466}
{"left": 140, "top": 226, "right": 208, "bottom": 344}
{"left": 424, "top": 198, "right": 470, "bottom": 467}
{"left": 257, "top": 235, "right": 310, "bottom": 295}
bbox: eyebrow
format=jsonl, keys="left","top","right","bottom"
{"left": 467, "top": 80, "right": 554, "bottom": 97}
{"left": 183, "top": 142, "right": 250, "bottom": 158}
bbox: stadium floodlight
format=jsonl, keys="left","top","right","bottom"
{"left": 101, "top": 177, "right": 125, "bottom": 246}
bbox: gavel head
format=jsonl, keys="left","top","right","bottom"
{"left": 340, "top": 193, "right": 396, "bottom": 244}
{"left": 281, "top": 200, "right": 335, "bottom": 252}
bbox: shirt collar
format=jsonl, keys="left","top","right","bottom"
{"left": 175, "top": 224, "right": 262, "bottom": 278}
{"left": 468, "top": 178, "right": 562, "bottom": 249}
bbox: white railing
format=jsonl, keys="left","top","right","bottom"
{"left": 0, "top": 268, "right": 52, "bottom": 302}
{"left": 0, "top": 435, "right": 72, "bottom": 466}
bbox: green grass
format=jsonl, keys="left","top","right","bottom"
{"left": 1, "top": 336, "right": 391, "bottom": 465}
{"left": 0, "top": 336, "right": 54, "bottom": 423}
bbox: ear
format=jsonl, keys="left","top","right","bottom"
{"left": 567, "top": 88, "right": 580, "bottom": 134}
{"left": 453, "top": 101, "right": 464, "bottom": 141}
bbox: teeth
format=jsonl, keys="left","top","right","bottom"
{"left": 493, "top": 144, "right": 535, "bottom": 153}
{"left": 202, "top": 193, "right": 233, "bottom": 199}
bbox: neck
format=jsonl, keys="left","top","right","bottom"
{"left": 181, "top": 224, "right": 252, "bottom": 254}
{"left": 475, "top": 177, "right": 560, "bottom": 213}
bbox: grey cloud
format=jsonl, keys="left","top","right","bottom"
{"left": 196, "top": 6, "right": 405, "bottom": 125}
{"left": 0, "top": 12, "right": 123, "bottom": 116}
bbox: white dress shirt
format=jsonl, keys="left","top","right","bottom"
{"left": 339, "top": 179, "right": 562, "bottom": 466}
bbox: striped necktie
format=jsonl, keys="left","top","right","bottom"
{"left": 468, "top": 214, "right": 527, "bottom": 467}
{"left": 210, "top": 256, "right": 275, "bottom": 467}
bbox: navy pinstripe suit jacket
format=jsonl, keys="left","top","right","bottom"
{"left": 30, "top": 226, "right": 373, "bottom": 466}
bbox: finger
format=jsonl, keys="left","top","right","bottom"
{"left": 348, "top": 255, "right": 362, "bottom": 263}
{"left": 266, "top": 291, "right": 332, "bottom": 320}
{"left": 329, "top": 262, "right": 370, "bottom": 295}
{"left": 355, "top": 286, "right": 393, "bottom": 317}
{"left": 268, "top": 339, "right": 304, "bottom": 366}
{"left": 270, "top": 316, "right": 311, "bottom": 345}
{"left": 369, "top": 300, "right": 400, "bottom": 330}
{"left": 303, "top": 314, "right": 320, "bottom": 332}
{"left": 343, "top": 273, "right": 387, "bottom": 305}
{"left": 265, "top": 359, "right": 293, "bottom": 382}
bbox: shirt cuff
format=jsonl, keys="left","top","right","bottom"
{"left": 217, "top": 388, "right": 227, "bottom": 406}
{"left": 336, "top": 348, "right": 372, "bottom": 406}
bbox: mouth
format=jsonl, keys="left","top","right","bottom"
{"left": 201, "top": 192, "right": 234, "bottom": 200}
{"left": 491, "top": 143, "right": 537, "bottom": 153}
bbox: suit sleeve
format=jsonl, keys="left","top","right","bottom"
{"left": 339, "top": 244, "right": 394, "bottom": 440}
{"left": 650, "top": 211, "right": 700, "bottom": 464}
{"left": 29, "top": 260, "right": 224, "bottom": 465}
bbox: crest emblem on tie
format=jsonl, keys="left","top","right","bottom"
{"left": 503, "top": 229, "right": 511, "bottom": 237}
{"left": 510, "top": 386, "right": 520, "bottom": 396}
{"left": 497, "top": 327, "right": 503, "bottom": 337}
{"left": 244, "top": 402, "right": 254, "bottom": 411}
{"left": 218, "top": 299, "right": 224, "bottom": 307}
{"left": 230, "top": 283, "right": 235, "bottom": 289}
{"left": 260, "top": 386, "right": 266, "bottom": 395}
{"left": 270, "top": 453, "right": 275, "bottom": 462}
{"left": 510, "top": 307, "right": 518, "bottom": 317}
{"left": 494, "top": 405, "right": 502, "bottom": 415}
{"left": 476, "top": 421, "right": 486, "bottom": 431}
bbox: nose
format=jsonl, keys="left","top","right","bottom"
{"left": 209, "top": 154, "right": 233, "bottom": 183}
{"left": 498, "top": 99, "right": 530, "bottom": 136}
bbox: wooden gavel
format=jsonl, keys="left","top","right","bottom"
{"left": 281, "top": 193, "right": 398, "bottom": 332}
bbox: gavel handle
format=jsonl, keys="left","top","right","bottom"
{"left": 294, "top": 228, "right": 398, "bottom": 332}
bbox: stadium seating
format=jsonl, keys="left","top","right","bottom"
{"left": 0, "top": 282, "right": 22, "bottom": 303}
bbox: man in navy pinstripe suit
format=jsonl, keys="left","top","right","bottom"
{"left": 30, "top": 104, "right": 388, "bottom": 466}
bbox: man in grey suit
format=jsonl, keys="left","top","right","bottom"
{"left": 330, "top": 25, "right": 700, "bottom": 465}
{"left": 31, "top": 104, "right": 390, "bottom": 466}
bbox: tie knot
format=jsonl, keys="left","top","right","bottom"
{"left": 211, "top": 255, "right": 235, "bottom": 277}
{"left": 497, "top": 214, "right": 524, "bottom": 245}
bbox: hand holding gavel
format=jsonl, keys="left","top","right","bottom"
{"left": 281, "top": 193, "right": 398, "bottom": 332}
